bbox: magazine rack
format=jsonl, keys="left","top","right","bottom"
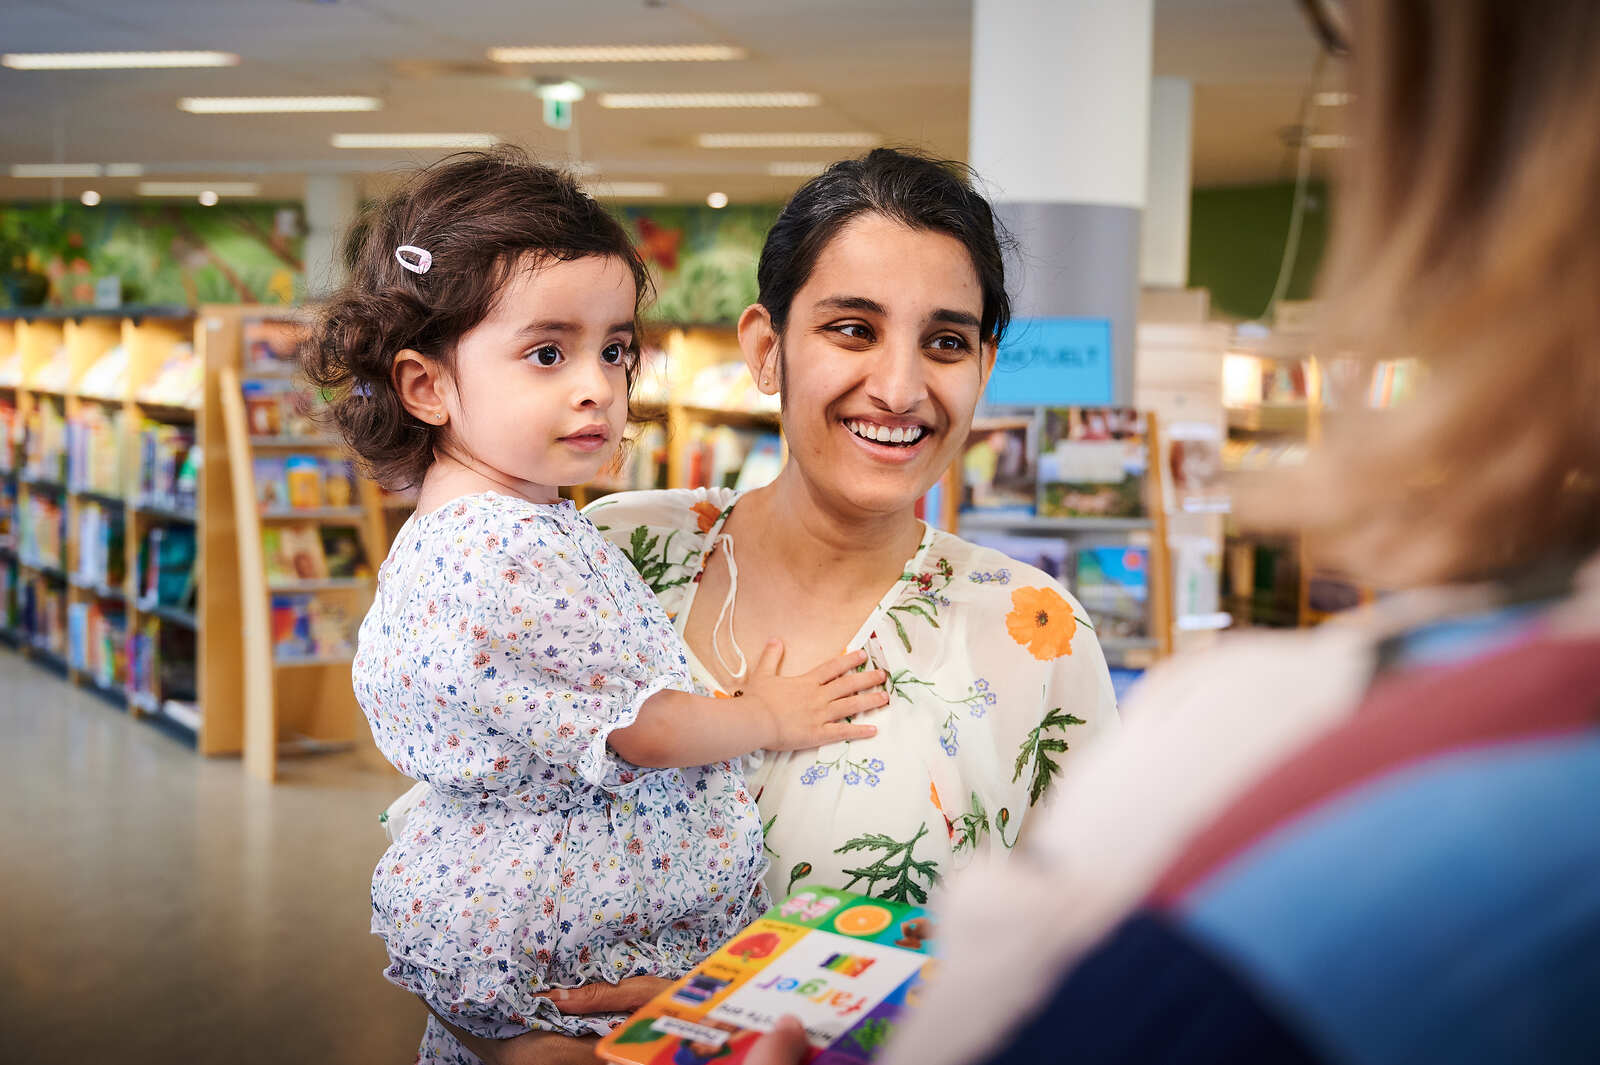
{"left": 217, "top": 309, "right": 388, "bottom": 781}
{"left": 938, "top": 409, "right": 1175, "bottom": 668}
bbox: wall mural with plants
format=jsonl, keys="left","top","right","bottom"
{"left": 0, "top": 199, "right": 777, "bottom": 317}
{"left": 617, "top": 204, "right": 780, "bottom": 325}
{"left": 0, "top": 201, "right": 304, "bottom": 308}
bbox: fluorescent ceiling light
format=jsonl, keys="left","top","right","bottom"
{"left": 1313, "top": 91, "right": 1353, "bottom": 107}
{"left": 10, "top": 164, "right": 105, "bottom": 178}
{"left": 139, "top": 181, "right": 260, "bottom": 197}
{"left": 1306, "top": 133, "right": 1351, "bottom": 149}
{"left": 105, "top": 163, "right": 145, "bottom": 177}
{"left": 489, "top": 45, "right": 745, "bottom": 63}
{"left": 331, "top": 133, "right": 497, "bottom": 149}
{"left": 585, "top": 181, "right": 667, "bottom": 198}
{"left": 2, "top": 50, "right": 239, "bottom": 70}
{"left": 600, "top": 92, "right": 820, "bottom": 109}
{"left": 766, "top": 161, "right": 829, "bottom": 177}
{"left": 697, "top": 132, "right": 879, "bottom": 149}
{"left": 180, "top": 96, "right": 382, "bottom": 114}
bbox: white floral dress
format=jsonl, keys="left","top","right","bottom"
{"left": 354, "top": 493, "right": 769, "bottom": 1063}
{"left": 584, "top": 488, "right": 1120, "bottom": 906}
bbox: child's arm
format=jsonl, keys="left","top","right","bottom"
{"left": 609, "top": 642, "right": 888, "bottom": 768}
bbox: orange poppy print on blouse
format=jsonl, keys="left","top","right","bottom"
{"left": 1005, "top": 585, "right": 1078, "bottom": 660}
{"left": 692, "top": 501, "right": 723, "bottom": 533}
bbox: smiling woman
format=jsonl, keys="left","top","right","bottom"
{"left": 587, "top": 149, "right": 1120, "bottom": 904}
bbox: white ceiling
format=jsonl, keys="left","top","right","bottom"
{"left": 0, "top": 0, "right": 1343, "bottom": 204}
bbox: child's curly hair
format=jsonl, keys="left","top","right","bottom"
{"left": 303, "top": 146, "right": 653, "bottom": 489}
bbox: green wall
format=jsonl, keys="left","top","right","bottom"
{"left": 1188, "top": 181, "right": 1331, "bottom": 321}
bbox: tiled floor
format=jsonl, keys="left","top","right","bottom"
{"left": 0, "top": 648, "right": 429, "bottom": 1063}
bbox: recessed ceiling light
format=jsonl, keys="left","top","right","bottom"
{"left": 10, "top": 164, "right": 104, "bottom": 178}
{"left": 331, "top": 133, "right": 498, "bottom": 149}
{"left": 80, "top": 190, "right": 102, "bottom": 207}
{"left": 599, "top": 92, "right": 820, "bottom": 109}
{"left": 180, "top": 96, "right": 382, "bottom": 114}
{"left": 139, "top": 181, "right": 260, "bottom": 197}
{"left": 585, "top": 181, "right": 668, "bottom": 198}
{"left": 697, "top": 132, "right": 879, "bottom": 149}
{"left": 706, "top": 192, "right": 729, "bottom": 209}
{"left": 1306, "top": 133, "right": 1351, "bottom": 149}
{"left": 1313, "top": 91, "right": 1353, "bottom": 107}
{"left": 766, "top": 161, "right": 829, "bottom": 178}
{"left": 2, "top": 51, "right": 240, "bottom": 70}
{"left": 198, "top": 190, "right": 220, "bottom": 207}
{"left": 489, "top": 44, "right": 745, "bottom": 63}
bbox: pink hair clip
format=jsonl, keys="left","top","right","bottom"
{"left": 395, "top": 244, "right": 432, "bottom": 275}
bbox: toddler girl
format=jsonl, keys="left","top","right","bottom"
{"left": 304, "top": 148, "right": 888, "bottom": 1062}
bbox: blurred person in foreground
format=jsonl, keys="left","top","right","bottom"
{"left": 745, "top": 0, "right": 1600, "bottom": 1062}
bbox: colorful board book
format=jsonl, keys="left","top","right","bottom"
{"left": 596, "top": 885, "right": 934, "bottom": 1065}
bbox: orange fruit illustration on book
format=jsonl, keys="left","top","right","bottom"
{"left": 832, "top": 904, "right": 893, "bottom": 937}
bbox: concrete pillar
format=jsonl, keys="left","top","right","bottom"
{"left": 970, "top": 0, "right": 1155, "bottom": 405}
{"left": 1141, "top": 77, "right": 1194, "bottom": 289}
{"left": 302, "top": 174, "right": 358, "bottom": 300}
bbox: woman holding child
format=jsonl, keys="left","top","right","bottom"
{"left": 314, "top": 146, "right": 1116, "bottom": 1064}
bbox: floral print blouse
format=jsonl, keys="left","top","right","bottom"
{"left": 584, "top": 487, "right": 1120, "bottom": 907}
{"left": 353, "top": 493, "right": 769, "bottom": 1057}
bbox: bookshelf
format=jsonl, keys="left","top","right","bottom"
{"left": 1220, "top": 318, "right": 1419, "bottom": 627}
{"left": 940, "top": 409, "right": 1176, "bottom": 669}
{"left": 0, "top": 306, "right": 245, "bottom": 751}
{"left": 217, "top": 309, "right": 387, "bottom": 781}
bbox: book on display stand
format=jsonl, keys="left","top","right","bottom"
{"left": 597, "top": 885, "right": 935, "bottom": 1065}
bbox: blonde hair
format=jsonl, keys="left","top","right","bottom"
{"left": 1268, "top": 0, "right": 1600, "bottom": 587}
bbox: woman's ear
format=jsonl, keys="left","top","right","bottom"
{"left": 737, "top": 303, "right": 782, "bottom": 396}
{"left": 392, "top": 349, "right": 449, "bottom": 426}
{"left": 978, "top": 337, "right": 998, "bottom": 393}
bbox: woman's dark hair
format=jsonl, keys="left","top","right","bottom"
{"left": 303, "top": 145, "right": 652, "bottom": 489}
{"left": 755, "top": 147, "right": 1013, "bottom": 343}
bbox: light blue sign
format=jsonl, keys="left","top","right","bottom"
{"left": 983, "top": 317, "right": 1113, "bottom": 407}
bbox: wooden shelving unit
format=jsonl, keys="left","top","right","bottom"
{"left": 0, "top": 306, "right": 245, "bottom": 753}
{"left": 216, "top": 308, "right": 388, "bottom": 781}
{"left": 939, "top": 411, "right": 1176, "bottom": 667}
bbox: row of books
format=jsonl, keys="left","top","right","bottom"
{"left": 2, "top": 342, "right": 202, "bottom": 407}
{"left": 138, "top": 423, "right": 199, "bottom": 513}
{"left": 0, "top": 478, "right": 14, "bottom": 551}
{"left": 242, "top": 377, "right": 321, "bottom": 438}
{"left": 73, "top": 502, "right": 126, "bottom": 591}
{"left": 270, "top": 595, "right": 357, "bottom": 661}
{"left": 966, "top": 533, "right": 1151, "bottom": 640}
{"left": 683, "top": 426, "right": 783, "bottom": 493}
{"left": 961, "top": 408, "right": 1151, "bottom": 519}
{"left": 16, "top": 573, "right": 68, "bottom": 657}
{"left": 67, "top": 404, "right": 129, "bottom": 498}
{"left": 17, "top": 493, "right": 65, "bottom": 570}
{"left": 262, "top": 524, "right": 370, "bottom": 583}
{"left": 129, "top": 620, "right": 199, "bottom": 711}
{"left": 0, "top": 397, "right": 18, "bottom": 474}
{"left": 139, "top": 525, "right": 197, "bottom": 612}
{"left": 253, "top": 454, "right": 357, "bottom": 511}
{"left": 68, "top": 600, "right": 129, "bottom": 690}
{"left": 20, "top": 396, "right": 68, "bottom": 483}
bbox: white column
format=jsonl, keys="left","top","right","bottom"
{"left": 970, "top": 0, "right": 1155, "bottom": 404}
{"left": 302, "top": 174, "right": 358, "bottom": 300}
{"left": 1141, "top": 77, "right": 1194, "bottom": 289}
